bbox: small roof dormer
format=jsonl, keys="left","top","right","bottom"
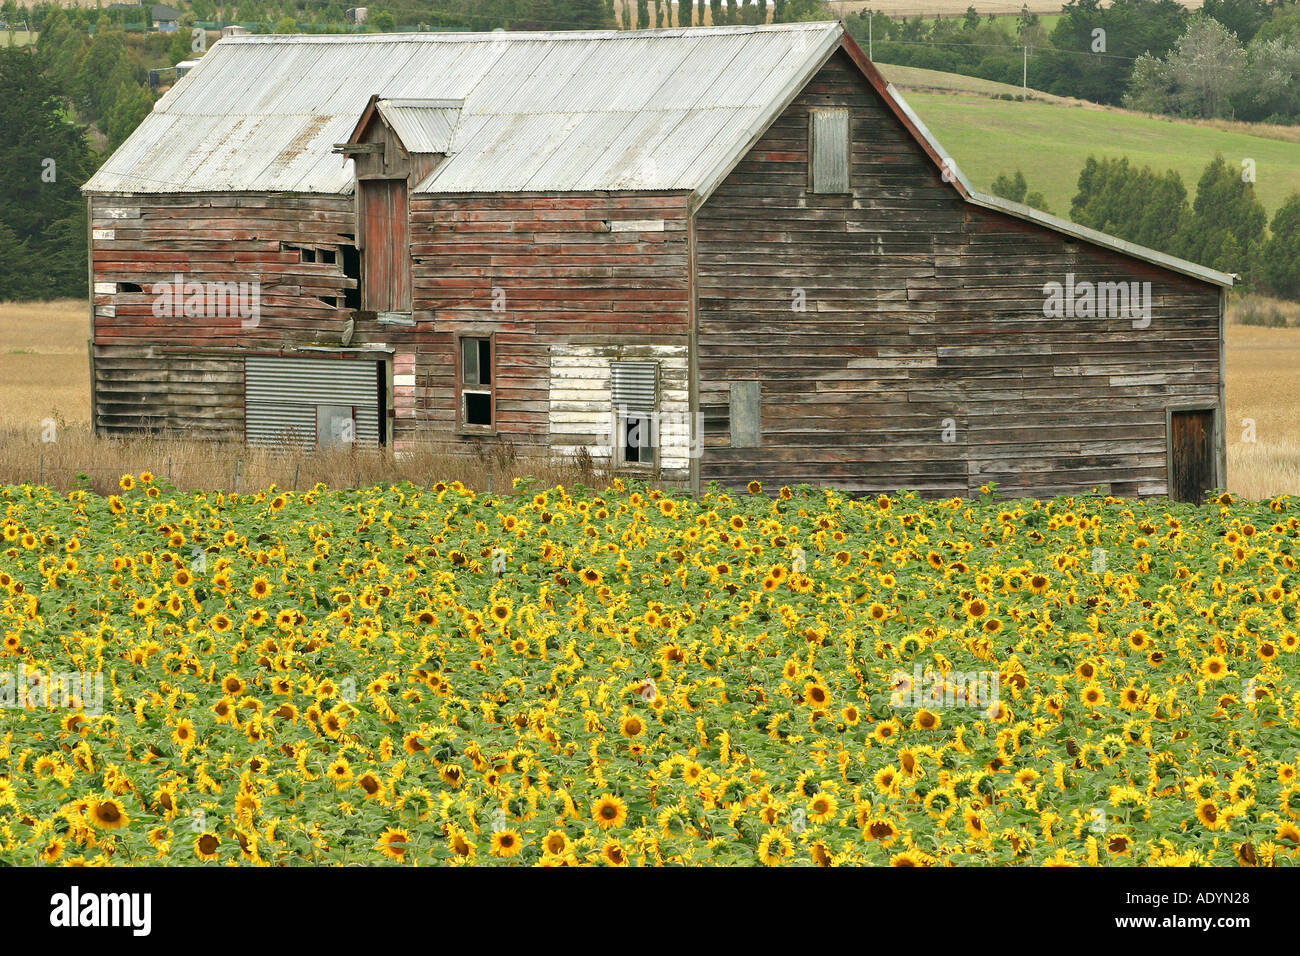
{"left": 334, "top": 95, "right": 462, "bottom": 184}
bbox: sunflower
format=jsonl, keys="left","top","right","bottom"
{"left": 194, "top": 832, "right": 220, "bottom": 861}
{"left": 1276, "top": 822, "right": 1300, "bottom": 845}
{"left": 593, "top": 794, "right": 628, "bottom": 830}
{"left": 376, "top": 827, "right": 410, "bottom": 861}
{"left": 806, "top": 792, "right": 838, "bottom": 824}
{"left": 601, "top": 838, "right": 630, "bottom": 866}
{"left": 89, "top": 797, "right": 129, "bottom": 830}
{"left": 542, "top": 830, "right": 571, "bottom": 856}
{"left": 1195, "top": 800, "right": 1223, "bottom": 830}
{"left": 26, "top": 826, "right": 68, "bottom": 862}
{"left": 356, "top": 772, "right": 384, "bottom": 800}
{"left": 578, "top": 568, "right": 603, "bottom": 586}
{"left": 864, "top": 817, "right": 899, "bottom": 844}
{"left": 171, "top": 718, "right": 196, "bottom": 750}
{"left": 914, "top": 708, "right": 941, "bottom": 731}
{"left": 757, "top": 828, "right": 794, "bottom": 866}
{"left": 802, "top": 681, "right": 831, "bottom": 711}
{"left": 873, "top": 719, "right": 901, "bottom": 744}
{"left": 1201, "top": 655, "right": 1229, "bottom": 680}
{"left": 888, "top": 850, "right": 929, "bottom": 867}
{"left": 489, "top": 829, "right": 523, "bottom": 858}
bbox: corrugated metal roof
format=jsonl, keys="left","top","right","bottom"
{"left": 374, "top": 99, "right": 462, "bottom": 154}
{"left": 83, "top": 24, "right": 841, "bottom": 195}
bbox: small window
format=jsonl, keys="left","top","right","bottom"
{"left": 618, "top": 411, "right": 656, "bottom": 468}
{"left": 810, "top": 107, "right": 850, "bottom": 194}
{"left": 119, "top": 282, "right": 143, "bottom": 293}
{"left": 611, "top": 361, "right": 659, "bottom": 469}
{"left": 459, "top": 336, "right": 493, "bottom": 429}
{"left": 301, "top": 247, "right": 317, "bottom": 263}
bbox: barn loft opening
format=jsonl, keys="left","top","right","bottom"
{"left": 335, "top": 96, "right": 462, "bottom": 318}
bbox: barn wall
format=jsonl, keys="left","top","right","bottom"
{"left": 88, "top": 190, "right": 694, "bottom": 471}
{"left": 408, "top": 193, "right": 692, "bottom": 459}
{"left": 88, "top": 191, "right": 424, "bottom": 439}
{"left": 693, "top": 49, "right": 1223, "bottom": 498}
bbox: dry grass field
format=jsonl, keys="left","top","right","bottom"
{"left": 0, "top": 297, "right": 1295, "bottom": 498}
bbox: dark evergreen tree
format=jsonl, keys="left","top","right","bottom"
{"left": 1262, "top": 193, "right": 1300, "bottom": 299}
{"left": 0, "top": 46, "right": 95, "bottom": 300}
{"left": 1174, "top": 154, "right": 1267, "bottom": 281}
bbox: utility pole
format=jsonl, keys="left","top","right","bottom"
{"left": 868, "top": 11, "right": 873, "bottom": 60}
{"left": 1022, "top": 45, "right": 1027, "bottom": 94}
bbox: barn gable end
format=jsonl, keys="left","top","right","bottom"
{"left": 692, "top": 43, "right": 1226, "bottom": 500}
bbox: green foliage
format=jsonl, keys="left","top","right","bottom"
{"left": 0, "top": 45, "right": 94, "bottom": 300}
{"left": 1261, "top": 193, "right": 1300, "bottom": 298}
{"left": 1069, "top": 156, "right": 1189, "bottom": 253}
{"left": 989, "top": 168, "right": 1052, "bottom": 213}
{"left": 1174, "top": 154, "right": 1268, "bottom": 282}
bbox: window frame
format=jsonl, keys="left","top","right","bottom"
{"left": 808, "top": 106, "right": 852, "bottom": 196}
{"left": 609, "top": 359, "right": 660, "bottom": 472}
{"left": 454, "top": 332, "right": 497, "bottom": 435}
{"left": 614, "top": 408, "right": 658, "bottom": 471}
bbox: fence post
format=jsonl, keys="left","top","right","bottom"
{"left": 233, "top": 458, "right": 241, "bottom": 494}
{"left": 38, "top": 449, "right": 43, "bottom": 487}
{"left": 167, "top": 455, "right": 173, "bottom": 484}
{"left": 292, "top": 463, "right": 299, "bottom": 492}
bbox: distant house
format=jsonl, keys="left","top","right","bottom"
{"left": 346, "top": 7, "right": 368, "bottom": 24}
{"left": 221, "top": 25, "right": 249, "bottom": 38}
{"left": 82, "top": 25, "right": 1232, "bottom": 501}
{"left": 151, "top": 4, "right": 182, "bottom": 31}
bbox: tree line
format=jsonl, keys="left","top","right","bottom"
{"left": 849, "top": 0, "right": 1300, "bottom": 123}
{"left": 994, "top": 155, "right": 1300, "bottom": 298}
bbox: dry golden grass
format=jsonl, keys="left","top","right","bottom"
{"left": 0, "top": 300, "right": 604, "bottom": 495}
{"left": 0, "top": 424, "right": 605, "bottom": 496}
{"left": 1225, "top": 322, "right": 1300, "bottom": 500}
{"left": 1227, "top": 293, "right": 1300, "bottom": 328}
{"left": 4, "top": 297, "right": 1298, "bottom": 498}
{"left": 0, "top": 300, "right": 90, "bottom": 426}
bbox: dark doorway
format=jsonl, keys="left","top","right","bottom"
{"left": 1169, "top": 409, "right": 1215, "bottom": 504}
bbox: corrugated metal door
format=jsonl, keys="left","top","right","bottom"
{"left": 359, "top": 178, "right": 411, "bottom": 312}
{"left": 245, "top": 356, "right": 382, "bottom": 447}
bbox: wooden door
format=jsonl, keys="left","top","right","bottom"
{"left": 359, "top": 178, "right": 410, "bottom": 313}
{"left": 1170, "top": 409, "right": 1214, "bottom": 504}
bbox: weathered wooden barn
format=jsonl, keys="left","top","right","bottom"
{"left": 83, "top": 22, "right": 1232, "bottom": 501}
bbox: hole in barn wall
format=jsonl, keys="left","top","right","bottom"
{"left": 340, "top": 237, "right": 360, "bottom": 310}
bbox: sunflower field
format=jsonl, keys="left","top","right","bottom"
{"left": 1, "top": 474, "right": 1299, "bottom": 867}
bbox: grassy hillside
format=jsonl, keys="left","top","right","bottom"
{"left": 879, "top": 64, "right": 1300, "bottom": 218}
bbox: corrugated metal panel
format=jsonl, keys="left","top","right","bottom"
{"left": 376, "top": 99, "right": 461, "bottom": 153}
{"left": 811, "top": 108, "right": 849, "bottom": 194}
{"left": 245, "top": 356, "right": 380, "bottom": 447}
{"left": 611, "top": 361, "right": 658, "bottom": 412}
{"left": 83, "top": 24, "right": 842, "bottom": 195}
